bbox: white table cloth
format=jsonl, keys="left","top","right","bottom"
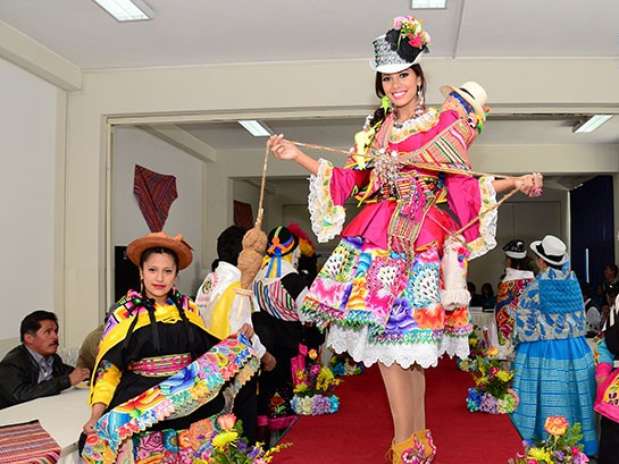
{"left": 469, "top": 307, "right": 500, "bottom": 348}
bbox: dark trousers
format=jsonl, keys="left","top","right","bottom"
{"left": 252, "top": 312, "right": 305, "bottom": 416}
{"left": 598, "top": 416, "right": 619, "bottom": 463}
{"left": 232, "top": 376, "right": 258, "bottom": 444}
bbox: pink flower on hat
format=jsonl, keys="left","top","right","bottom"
{"left": 393, "top": 16, "right": 409, "bottom": 29}
{"left": 409, "top": 35, "right": 423, "bottom": 48}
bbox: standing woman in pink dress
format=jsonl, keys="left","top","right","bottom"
{"left": 269, "top": 16, "right": 542, "bottom": 463}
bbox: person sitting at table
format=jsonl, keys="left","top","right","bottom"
{"left": 82, "top": 232, "right": 259, "bottom": 461}
{"left": 480, "top": 283, "right": 496, "bottom": 310}
{"left": 75, "top": 324, "right": 104, "bottom": 371}
{"left": 0, "top": 310, "right": 90, "bottom": 409}
{"left": 468, "top": 282, "right": 483, "bottom": 307}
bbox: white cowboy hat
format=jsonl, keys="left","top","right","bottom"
{"left": 530, "top": 235, "right": 568, "bottom": 266}
{"left": 440, "top": 81, "right": 488, "bottom": 121}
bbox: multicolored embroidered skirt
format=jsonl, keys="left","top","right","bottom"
{"left": 112, "top": 416, "right": 217, "bottom": 463}
{"left": 82, "top": 336, "right": 259, "bottom": 463}
{"left": 300, "top": 237, "right": 471, "bottom": 368}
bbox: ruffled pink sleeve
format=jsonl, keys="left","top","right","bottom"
{"left": 446, "top": 175, "right": 497, "bottom": 259}
{"left": 308, "top": 159, "right": 370, "bottom": 243}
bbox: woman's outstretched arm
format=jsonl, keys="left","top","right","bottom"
{"left": 493, "top": 173, "right": 543, "bottom": 197}
{"left": 268, "top": 134, "right": 319, "bottom": 175}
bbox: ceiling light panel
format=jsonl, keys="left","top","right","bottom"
{"left": 573, "top": 115, "right": 613, "bottom": 134}
{"left": 411, "top": 0, "right": 447, "bottom": 9}
{"left": 239, "top": 120, "right": 272, "bottom": 137}
{"left": 92, "top": 0, "right": 154, "bottom": 22}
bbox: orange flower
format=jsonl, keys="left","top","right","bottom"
{"left": 308, "top": 349, "right": 318, "bottom": 361}
{"left": 414, "top": 306, "right": 444, "bottom": 329}
{"left": 444, "top": 307, "right": 469, "bottom": 328}
{"left": 544, "top": 415, "right": 569, "bottom": 436}
{"left": 486, "top": 346, "right": 499, "bottom": 358}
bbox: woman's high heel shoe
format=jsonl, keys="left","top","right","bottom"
{"left": 391, "top": 429, "right": 436, "bottom": 464}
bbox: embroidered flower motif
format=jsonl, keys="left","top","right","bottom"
{"left": 413, "top": 305, "right": 444, "bottom": 330}
{"left": 386, "top": 298, "right": 416, "bottom": 332}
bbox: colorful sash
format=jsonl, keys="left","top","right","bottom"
{"left": 82, "top": 336, "right": 259, "bottom": 463}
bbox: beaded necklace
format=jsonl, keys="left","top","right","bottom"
{"left": 389, "top": 108, "right": 439, "bottom": 143}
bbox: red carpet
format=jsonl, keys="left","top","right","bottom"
{"left": 276, "top": 359, "right": 522, "bottom": 463}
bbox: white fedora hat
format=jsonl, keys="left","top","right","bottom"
{"left": 530, "top": 235, "right": 568, "bottom": 266}
{"left": 440, "top": 81, "right": 488, "bottom": 122}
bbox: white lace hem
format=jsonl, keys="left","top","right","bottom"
{"left": 308, "top": 159, "right": 346, "bottom": 243}
{"left": 325, "top": 326, "right": 470, "bottom": 370}
{"left": 469, "top": 176, "right": 498, "bottom": 260}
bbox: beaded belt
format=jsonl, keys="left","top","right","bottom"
{"left": 128, "top": 353, "right": 192, "bottom": 377}
{"left": 377, "top": 172, "right": 441, "bottom": 202}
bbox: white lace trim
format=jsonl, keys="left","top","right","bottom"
{"left": 469, "top": 176, "right": 498, "bottom": 260}
{"left": 325, "top": 326, "right": 469, "bottom": 370}
{"left": 308, "top": 159, "right": 346, "bottom": 243}
{"left": 503, "top": 268, "right": 535, "bottom": 282}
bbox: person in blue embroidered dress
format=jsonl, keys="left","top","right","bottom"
{"left": 511, "top": 235, "right": 597, "bottom": 456}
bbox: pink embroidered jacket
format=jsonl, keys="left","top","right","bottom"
{"left": 309, "top": 108, "right": 496, "bottom": 259}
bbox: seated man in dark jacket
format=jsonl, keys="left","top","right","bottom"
{"left": 0, "top": 310, "right": 90, "bottom": 409}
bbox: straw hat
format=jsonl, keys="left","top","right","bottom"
{"left": 440, "top": 81, "right": 488, "bottom": 121}
{"left": 127, "top": 232, "right": 193, "bottom": 270}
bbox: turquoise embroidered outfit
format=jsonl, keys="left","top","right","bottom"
{"left": 511, "top": 264, "right": 598, "bottom": 455}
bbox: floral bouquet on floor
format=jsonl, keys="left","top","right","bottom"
{"left": 465, "top": 346, "right": 519, "bottom": 414}
{"left": 290, "top": 344, "right": 341, "bottom": 415}
{"left": 457, "top": 326, "right": 487, "bottom": 371}
{"left": 209, "top": 413, "right": 291, "bottom": 464}
{"left": 329, "top": 352, "right": 365, "bottom": 377}
{"left": 507, "top": 416, "right": 589, "bottom": 464}
{"left": 266, "top": 391, "right": 296, "bottom": 431}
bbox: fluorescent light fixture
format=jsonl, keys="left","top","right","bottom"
{"left": 239, "top": 120, "right": 272, "bottom": 137}
{"left": 573, "top": 114, "right": 613, "bottom": 134}
{"left": 411, "top": 0, "right": 447, "bottom": 9}
{"left": 92, "top": 0, "right": 154, "bottom": 22}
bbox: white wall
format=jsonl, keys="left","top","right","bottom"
{"left": 232, "top": 179, "right": 284, "bottom": 240}
{"left": 112, "top": 127, "right": 205, "bottom": 298}
{"left": 468, "top": 190, "right": 568, "bottom": 290}
{"left": 0, "top": 57, "right": 65, "bottom": 355}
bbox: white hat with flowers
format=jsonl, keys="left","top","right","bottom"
{"left": 370, "top": 16, "right": 431, "bottom": 74}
